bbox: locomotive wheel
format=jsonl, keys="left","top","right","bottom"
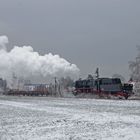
{"left": 73, "top": 92, "right": 77, "bottom": 96}
{"left": 125, "top": 96, "right": 128, "bottom": 100}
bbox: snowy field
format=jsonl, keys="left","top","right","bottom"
{"left": 0, "top": 96, "right": 140, "bottom": 140}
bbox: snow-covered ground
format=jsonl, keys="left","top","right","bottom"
{"left": 0, "top": 96, "right": 140, "bottom": 140}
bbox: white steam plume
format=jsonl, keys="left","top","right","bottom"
{"left": 0, "top": 35, "right": 80, "bottom": 85}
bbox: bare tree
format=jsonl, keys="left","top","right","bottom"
{"left": 60, "top": 76, "right": 74, "bottom": 88}
{"left": 129, "top": 46, "right": 140, "bottom": 81}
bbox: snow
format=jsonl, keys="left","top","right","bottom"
{"left": 0, "top": 96, "right": 140, "bottom": 140}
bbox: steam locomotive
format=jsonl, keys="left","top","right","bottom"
{"left": 74, "top": 77, "right": 133, "bottom": 99}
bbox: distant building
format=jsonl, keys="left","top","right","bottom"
{"left": 0, "top": 78, "right": 7, "bottom": 94}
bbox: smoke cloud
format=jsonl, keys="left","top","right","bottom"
{"left": 0, "top": 35, "right": 8, "bottom": 50}
{"left": 0, "top": 35, "right": 80, "bottom": 85}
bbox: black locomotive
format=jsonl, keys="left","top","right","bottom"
{"left": 74, "top": 77, "right": 133, "bottom": 99}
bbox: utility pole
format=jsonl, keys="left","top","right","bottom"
{"left": 95, "top": 68, "right": 100, "bottom": 92}
{"left": 54, "top": 77, "right": 57, "bottom": 95}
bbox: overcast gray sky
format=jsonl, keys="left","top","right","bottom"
{"left": 0, "top": 0, "right": 140, "bottom": 80}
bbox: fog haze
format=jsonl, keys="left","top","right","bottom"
{"left": 0, "top": 0, "right": 140, "bottom": 80}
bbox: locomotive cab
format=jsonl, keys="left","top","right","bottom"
{"left": 97, "top": 78, "right": 122, "bottom": 93}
